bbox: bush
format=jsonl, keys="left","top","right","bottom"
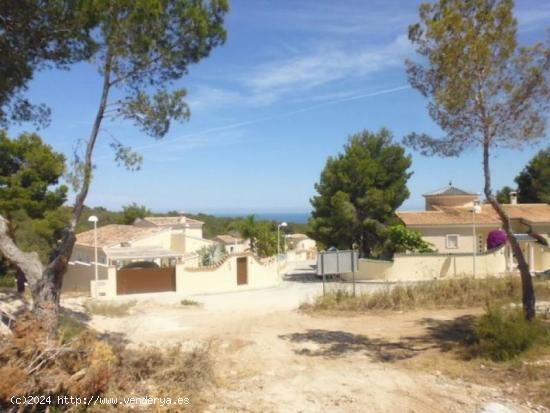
{"left": 472, "top": 306, "right": 550, "bottom": 361}
{"left": 388, "top": 225, "right": 436, "bottom": 254}
{"left": 0, "top": 275, "right": 15, "bottom": 289}
{"left": 487, "top": 229, "right": 507, "bottom": 249}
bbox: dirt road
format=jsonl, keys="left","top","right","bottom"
{"left": 66, "top": 262, "right": 534, "bottom": 413}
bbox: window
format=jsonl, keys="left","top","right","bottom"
{"left": 446, "top": 234, "right": 459, "bottom": 249}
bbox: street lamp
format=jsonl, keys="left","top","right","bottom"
{"left": 277, "top": 222, "right": 288, "bottom": 260}
{"left": 277, "top": 222, "right": 287, "bottom": 281}
{"left": 88, "top": 215, "right": 99, "bottom": 282}
{"left": 472, "top": 200, "right": 481, "bottom": 277}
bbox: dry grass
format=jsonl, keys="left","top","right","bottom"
{"left": 402, "top": 336, "right": 550, "bottom": 409}
{"left": 0, "top": 312, "right": 216, "bottom": 412}
{"left": 58, "top": 313, "right": 89, "bottom": 342}
{"left": 300, "top": 277, "right": 550, "bottom": 313}
{"left": 389, "top": 301, "right": 550, "bottom": 409}
{"left": 85, "top": 300, "right": 137, "bottom": 317}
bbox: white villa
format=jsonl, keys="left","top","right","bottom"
{"left": 397, "top": 184, "right": 550, "bottom": 273}
{"left": 286, "top": 233, "right": 317, "bottom": 260}
{"left": 347, "top": 184, "right": 550, "bottom": 282}
{"left": 63, "top": 215, "right": 280, "bottom": 297}
{"left": 214, "top": 234, "right": 249, "bottom": 254}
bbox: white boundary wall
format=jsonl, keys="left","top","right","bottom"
{"left": 176, "top": 254, "right": 280, "bottom": 295}
{"left": 342, "top": 246, "right": 509, "bottom": 282}
{"left": 63, "top": 253, "right": 281, "bottom": 298}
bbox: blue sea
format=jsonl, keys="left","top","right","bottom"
{"left": 214, "top": 212, "right": 311, "bottom": 224}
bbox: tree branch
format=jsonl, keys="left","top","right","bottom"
{"left": 0, "top": 216, "right": 43, "bottom": 285}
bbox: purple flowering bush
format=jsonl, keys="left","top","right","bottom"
{"left": 487, "top": 229, "right": 507, "bottom": 249}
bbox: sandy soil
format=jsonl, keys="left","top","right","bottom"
{"left": 60, "top": 262, "right": 537, "bottom": 413}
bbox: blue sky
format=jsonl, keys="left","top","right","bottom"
{"left": 8, "top": 0, "right": 550, "bottom": 213}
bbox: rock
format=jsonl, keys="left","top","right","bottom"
{"left": 479, "top": 402, "right": 519, "bottom": 413}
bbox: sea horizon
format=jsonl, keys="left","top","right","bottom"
{"left": 210, "top": 212, "right": 311, "bottom": 224}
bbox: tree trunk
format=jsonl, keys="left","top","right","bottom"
{"left": 33, "top": 53, "right": 112, "bottom": 314}
{"left": 0, "top": 53, "right": 113, "bottom": 335}
{"left": 482, "top": 142, "right": 536, "bottom": 320}
{"left": 30, "top": 277, "right": 62, "bottom": 331}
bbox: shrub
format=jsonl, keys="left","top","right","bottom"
{"left": 472, "top": 305, "right": 550, "bottom": 361}
{"left": 388, "top": 225, "right": 436, "bottom": 254}
{"left": 487, "top": 229, "right": 507, "bottom": 249}
{"left": 0, "top": 274, "right": 15, "bottom": 289}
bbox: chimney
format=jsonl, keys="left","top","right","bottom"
{"left": 510, "top": 191, "right": 518, "bottom": 205}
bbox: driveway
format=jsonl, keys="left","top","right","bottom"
{"left": 59, "top": 262, "right": 533, "bottom": 413}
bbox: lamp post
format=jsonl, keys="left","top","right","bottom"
{"left": 277, "top": 222, "right": 287, "bottom": 281}
{"left": 472, "top": 200, "right": 481, "bottom": 277}
{"left": 88, "top": 215, "right": 99, "bottom": 282}
{"left": 277, "top": 222, "right": 287, "bottom": 260}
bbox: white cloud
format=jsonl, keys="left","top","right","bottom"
{"left": 137, "top": 129, "right": 247, "bottom": 163}
{"left": 189, "top": 34, "right": 412, "bottom": 111}
{"left": 187, "top": 85, "right": 275, "bottom": 110}
{"left": 246, "top": 35, "right": 411, "bottom": 93}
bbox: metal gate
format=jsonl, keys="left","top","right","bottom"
{"left": 116, "top": 267, "right": 176, "bottom": 295}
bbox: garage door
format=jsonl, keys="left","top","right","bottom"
{"left": 116, "top": 267, "right": 176, "bottom": 295}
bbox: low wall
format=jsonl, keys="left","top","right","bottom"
{"left": 342, "top": 246, "right": 507, "bottom": 282}
{"left": 534, "top": 244, "right": 550, "bottom": 272}
{"left": 176, "top": 253, "right": 279, "bottom": 295}
{"left": 68, "top": 253, "right": 281, "bottom": 298}
{"left": 63, "top": 262, "right": 109, "bottom": 293}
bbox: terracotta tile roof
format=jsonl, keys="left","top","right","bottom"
{"left": 76, "top": 225, "right": 165, "bottom": 248}
{"left": 503, "top": 204, "right": 550, "bottom": 223}
{"left": 423, "top": 185, "right": 478, "bottom": 197}
{"left": 398, "top": 203, "right": 550, "bottom": 226}
{"left": 214, "top": 234, "right": 244, "bottom": 244}
{"left": 142, "top": 216, "right": 204, "bottom": 227}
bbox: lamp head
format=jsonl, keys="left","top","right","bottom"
{"left": 88, "top": 215, "right": 99, "bottom": 223}
{"left": 279, "top": 222, "right": 288, "bottom": 228}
